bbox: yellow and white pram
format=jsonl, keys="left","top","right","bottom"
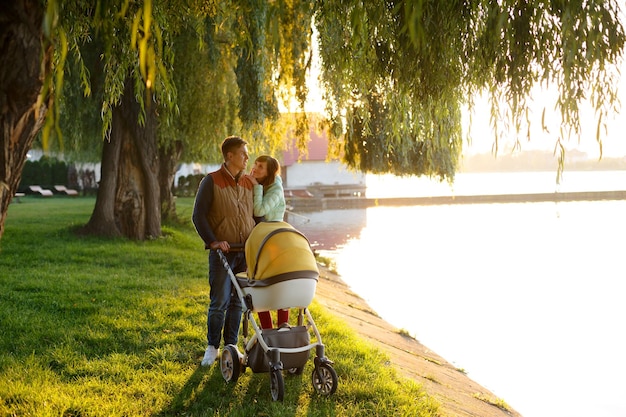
{"left": 217, "top": 221, "right": 338, "bottom": 401}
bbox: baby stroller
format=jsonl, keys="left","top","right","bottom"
{"left": 216, "top": 221, "right": 338, "bottom": 401}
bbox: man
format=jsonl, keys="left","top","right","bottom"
{"left": 192, "top": 136, "right": 256, "bottom": 366}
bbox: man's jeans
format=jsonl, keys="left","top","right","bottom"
{"left": 207, "top": 250, "right": 246, "bottom": 348}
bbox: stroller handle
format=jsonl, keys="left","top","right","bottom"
{"left": 216, "top": 248, "right": 247, "bottom": 302}
{"left": 213, "top": 242, "right": 244, "bottom": 252}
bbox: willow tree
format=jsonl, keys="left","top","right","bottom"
{"left": 63, "top": 1, "right": 180, "bottom": 239}
{"left": 86, "top": 0, "right": 312, "bottom": 239}
{"left": 0, "top": 1, "right": 54, "bottom": 239}
{"left": 314, "top": 0, "right": 625, "bottom": 182}
{"left": 61, "top": 0, "right": 313, "bottom": 239}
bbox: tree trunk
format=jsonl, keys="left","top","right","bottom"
{"left": 137, "top": 104, "right": 161, "bottom": 239}
{"left": 0, "top": 1, "right": 50, "bottom": 240}
{"left": 116, "top": 80, "right": 160, "bottom": 240}
{"left": 79, "top": 132, "right": 122, "bottom": 237}
{"left": 159, "top": 141, "right": 183, "bottom": 223}
{"left": 81, "top": 78, "right": 161, "bottom": 241}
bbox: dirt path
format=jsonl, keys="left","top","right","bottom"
{"left": 314, "top": 265, "right": 522, "bottom": 417}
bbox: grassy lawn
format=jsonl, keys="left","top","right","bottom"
{"left": 0, "top": 196, "right": 439, "bottom": 416}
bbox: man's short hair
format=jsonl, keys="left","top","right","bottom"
{"left": 221, "top": 136, "right": 247, "bottom": 159}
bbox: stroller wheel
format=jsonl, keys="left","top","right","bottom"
{"left": 270, "top": 369, "right": 285, "bottom": 401}
{"left": 220, "top": 344, "right": 241, "bottom": 383}
{"left": 312, "top": 363, "right": 338, "bottom": 396}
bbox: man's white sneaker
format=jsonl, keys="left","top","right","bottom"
{"left": 201, "top": 345, "right": 218, "bottom": 366}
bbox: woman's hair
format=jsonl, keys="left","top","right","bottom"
{"left": 255, "top": 155, "right": 280, "bottom": 190}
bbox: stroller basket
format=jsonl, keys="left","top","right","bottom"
{"left": 246, "top": 325, "right": 310, "bottom": 373}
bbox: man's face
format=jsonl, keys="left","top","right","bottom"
{"left": 228, "top": 144, "right": 249, "bottom": 174}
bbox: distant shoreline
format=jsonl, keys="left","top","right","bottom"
{"left": 288, "top": 190, "right": 626, "bottom": 211}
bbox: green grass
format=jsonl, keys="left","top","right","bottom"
{"left": 0, "top": 196, "right": 439, "bottom": 416}
{"left": 473, "top": 393, "right": 511, "bottom": 412}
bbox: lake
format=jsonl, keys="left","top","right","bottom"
{"left": 285, "top": 171, "right": 626, "bottom": 417}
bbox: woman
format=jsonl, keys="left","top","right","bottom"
{"left": 248, "top": 155, "right": 286, "bottom": 222}
{"left": 246, "top": 155, "right": 289, "bottom": 329}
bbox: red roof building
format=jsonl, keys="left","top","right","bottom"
{"left": 280, "top": 128, "right": 366, "bottom": 198}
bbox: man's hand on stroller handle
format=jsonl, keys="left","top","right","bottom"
{"left": 210, "top": 241, "right": 245, "bottom": 252}
{"left": 210, "top": 241, "right": 231, "bottom": 252}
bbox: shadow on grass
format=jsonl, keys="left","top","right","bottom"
{"left": 155, "top": 366, "right": 210, "bottom": 416}
{"left": 156, "top": 361, "right": 309, "bottom": 416}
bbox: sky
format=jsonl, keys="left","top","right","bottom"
{"left": 461, "top": 78, "right": 626, "bottom": 158}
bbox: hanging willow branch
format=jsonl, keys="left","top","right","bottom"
{"left": 315, "top": 0, "right": 625, "bottom": 180}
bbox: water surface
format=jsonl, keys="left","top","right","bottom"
{"left": 286, "top": 171, "right": 626, "bottom": 417}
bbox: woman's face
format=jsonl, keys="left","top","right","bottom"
{"left": 250, "top": 160, "right": 268, "bottom": 181}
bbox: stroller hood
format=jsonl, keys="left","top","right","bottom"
{"left": 245, "top": 221, "right": 319, "bottom": 281}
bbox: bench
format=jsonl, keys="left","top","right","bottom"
{"left": 29, "top": 185, "right": 54, "bottom": 197}
{"left": 13, "top": 192, "right": 25, "bottom": 203}
{"left": 54, "top": 185, "right": 79, "bottom": 196}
